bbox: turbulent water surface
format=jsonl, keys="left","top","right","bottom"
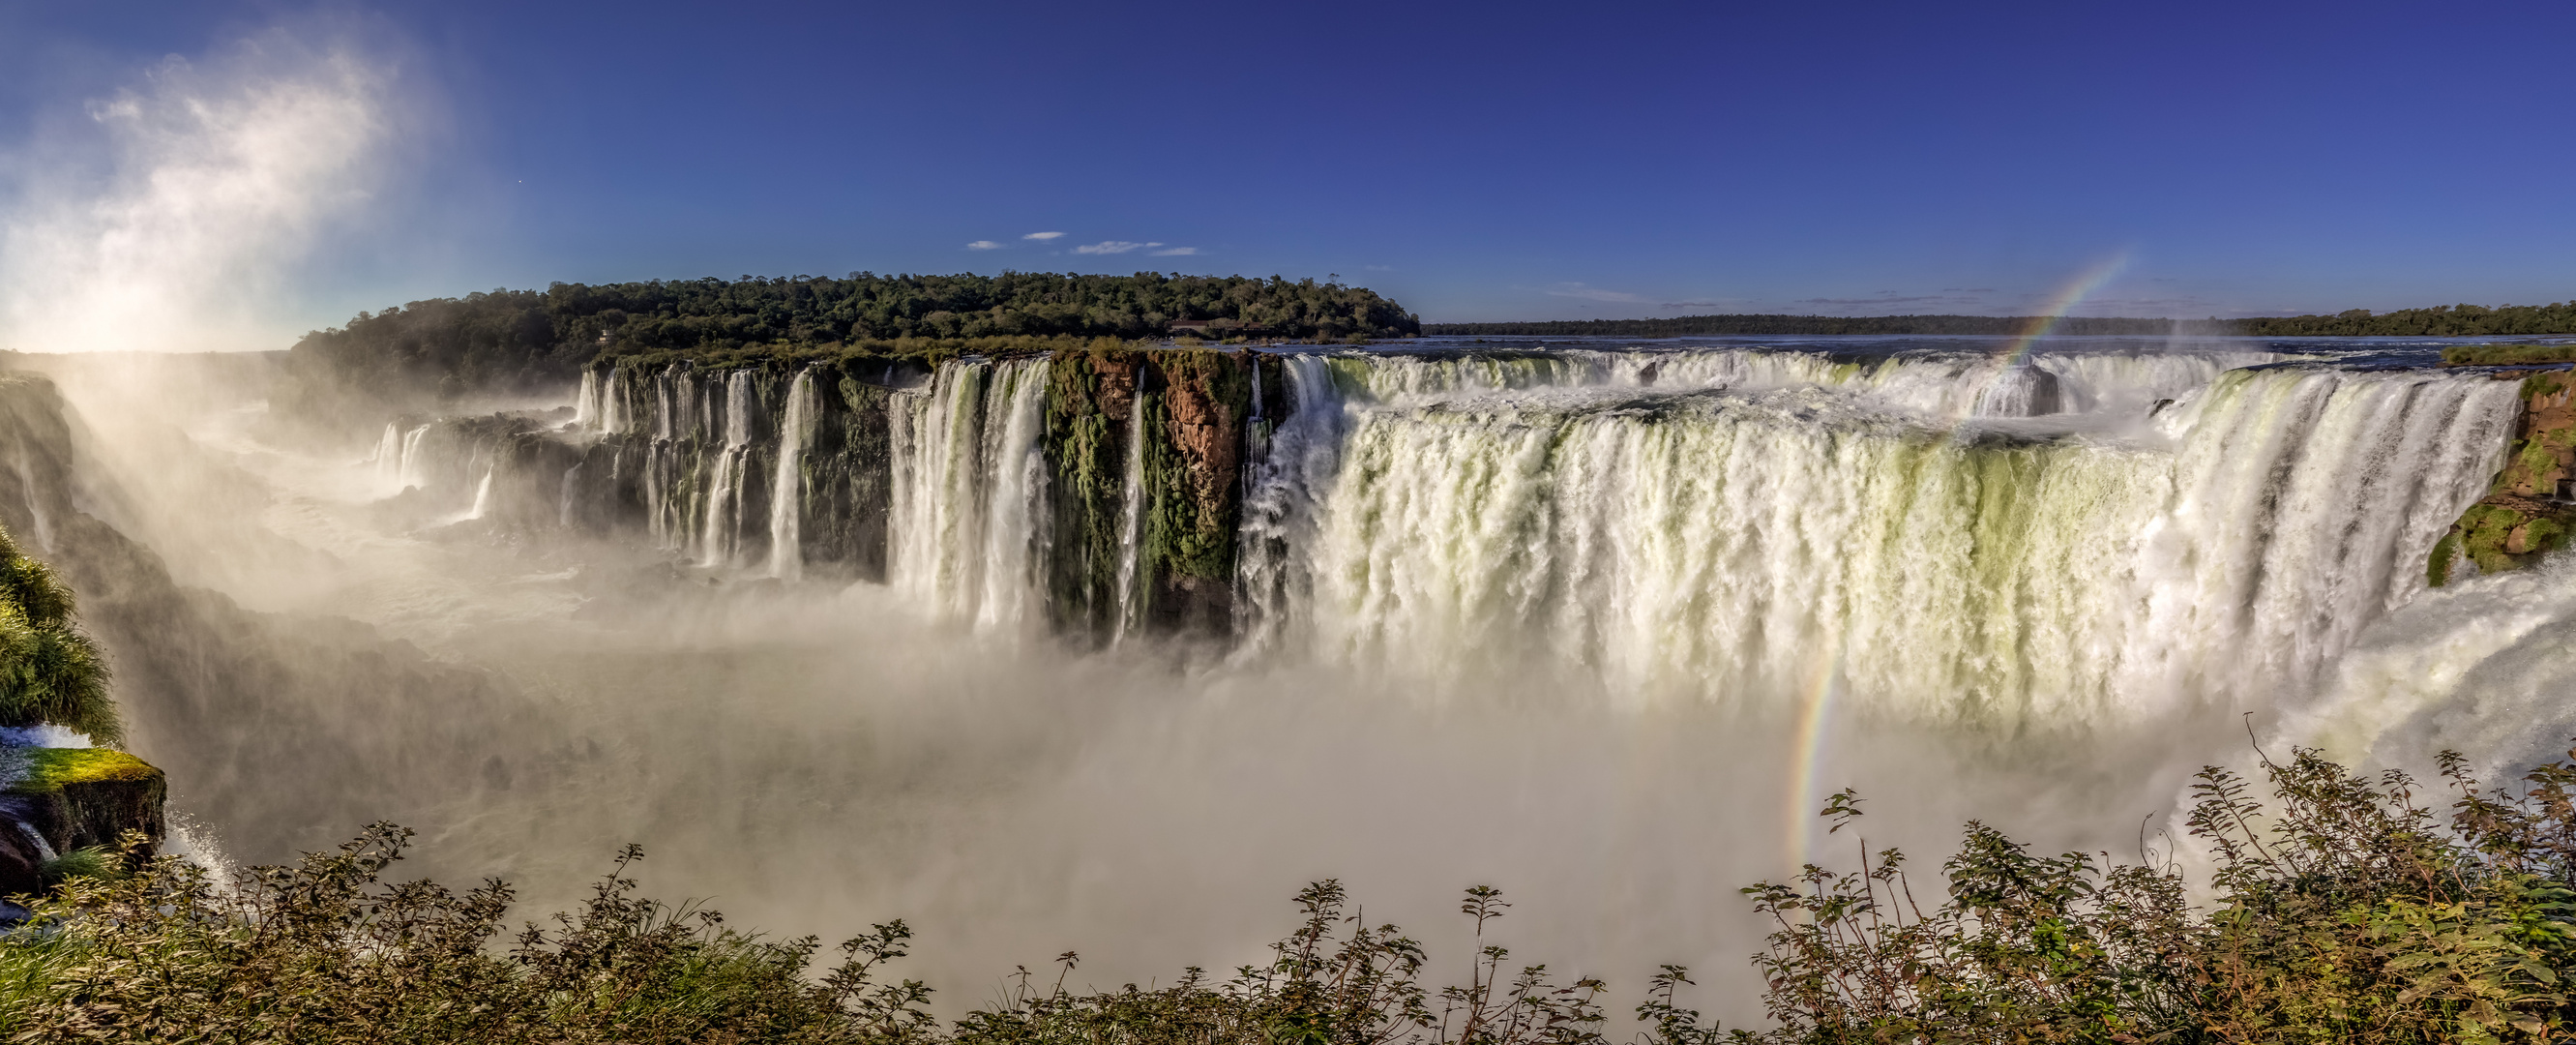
{"left": 15, "top": 335, "right": 2576, "bottom": 1019}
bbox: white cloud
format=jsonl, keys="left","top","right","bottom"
{"left": 1074, "top": 240, "right": 1160, "bottom": 255}
{"left": 1544, "top": 284, "right": 1650, "bottom": 304}
{"left": 965, "top": 240, "right": 1004, "bottom": 251}
{"left": 0, "top": 32, "right": 397, "bottom": 353}
{"left": 1147, "top": 246, "right": 1199, "bottom": 256}
{"left": 1022, "top": 231, "right": 1065, "bottom": 241}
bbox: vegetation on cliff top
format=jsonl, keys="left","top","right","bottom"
{"left": 14, "top": 743, "right": 2576, "bottom": 1043}
{"left": 2245, "top": 302, "right": 2576, "bottom": 338}
{"left": 2443, "top": 343, "right": 2576, "bottom": 367}
{"left": 6, "top": 748, "right": 154, "bottom": 792}
{"left": 0, "top": 522, "right": 113, "bottom": 743}
{"left": 280, "top": 273, "right": 1419, "bottom": 424}
{"left": 1429, "top": 300, "right": 2576, "bottom": 340}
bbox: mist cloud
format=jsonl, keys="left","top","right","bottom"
{"left": 0, "top": 31, "right": 398, "bottom": 353}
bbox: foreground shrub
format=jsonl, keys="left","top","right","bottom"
{"left": 14, "top": 743, "right": 2576, "bottom": 1043}
{"left": 1743, "top": 746, "right": 2576, "bottom": 1044}
{"left": 0, "top": 825, "right": 1698, "bottom": 1045}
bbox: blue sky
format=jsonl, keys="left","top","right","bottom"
{"left": 3, "top": 0, "right": 2574, "bottom": 341}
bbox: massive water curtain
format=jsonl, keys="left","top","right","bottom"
{"left": 887, "top": 358, "right": 1051, "bottom": 628}
{"left": 471, "top": 347, "right": 2521, "bottom": 730}
{"left": 1286, "top": 366, "right": 2516, "bottom": 723}
{"left": 2143, "top": 367, "right": 2521, "bottom": 695}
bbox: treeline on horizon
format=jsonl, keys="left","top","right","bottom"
{"left": 1427, "top": 298, "right": 2576, "bottom": 339}
{"left": 280, "top": 272, "right": 1421, "bottom": 422}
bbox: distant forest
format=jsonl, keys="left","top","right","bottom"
{"left": 1429, "top": 300, "right": 2576, "bottom": 339}
{"left": 2236, "top": 301, "right": 2576, "bottom": 336}
{"left": 281, "top": 272, "right": 1420, "bottom": 420}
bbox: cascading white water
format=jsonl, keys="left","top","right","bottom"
{"left": 1274, "top": 362, "right": 2516, "bottom": 722}
{"left": 1234, "top": 356, "right": 1347, "bottom": 656}
{"left": 1324, "top": 346, "right": 2291, "bottom": 419}
{"left": 698, "top": 371, "right": 758, "bottom": 567}
{"left": 397, "top": 424, "right": 429, "bottom": 490}
{"left": 464, "top": 464, "right": 495, "bottom": 521}
{"left": 887, "top": 358, "right": 1051, "bottom": 627}
{"left": 534, "top": 345, "right": 2529, "bottom": 733}
{"left": 370, "top": 422, "right": 404, "bottom": 490}
{"left": 768, "top": 368, "right": 816, "bottom": 581}
{"left": 572, "top": 370, "right": 600, "bottom": 429}
{"left": 1109, "top": 386, "right": 1150, "bottom": 645}
{"left": 974, "top": 365, "right": 1051, "bottom": 631}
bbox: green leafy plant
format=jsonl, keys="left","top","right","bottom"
{"left": 0, "top": 523, "right": 114, "bottom": 742}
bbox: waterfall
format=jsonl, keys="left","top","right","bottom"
{"left": 888, "top": 359, "right": 1051, "bottom": 626}
{"left": 974, "top": 363, "right": 1051, "bottom": 630}
{"left": 8, "top": 820, "right": 53, "bottom": 863}
{"left": 458, "top": 343, "right": 2542, "bottom": 728}
{"left": 697, "top": 371, "right": 759, "bottom": 567}
{"left": 768, "top": 368, "right": 815, "bottom": 581}
{"left": 1109, "top": 384, "right": 1150, "bottom": 645}
{"left": 1234, "top": 356, "right": 1347, "bottom": 656}
{"left": 1291, "top": 364, "right": 2517, "bottom": 720}
{"left": 397, "top": 424, "right": 429, "bottom": 490}
{"left": 602, "top": 372, "right": 631, "bottom": 434}
{"left": 464, "top": 464, "right": 495, "bottom": 521}
{"left": 371, "top": 422, "right": 403, "bottom": 489}
{"left": 572, "top": 370, "right": 600, "bottom": 429}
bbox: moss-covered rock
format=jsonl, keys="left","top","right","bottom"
{"left": 2429, "top": 370, "right": 2576, "bottom": 585}
{"left": 1139, "top": 349, "right": 1252, "bottom": 637}
{"left": 6, "top": 747, "right": 165, "bottom": 856}
{"left": 1041, "top": 346, "right": 1256, "bottom": 642}
{"left": 1045, "top": 346, "right": 1147, "bottom": 642}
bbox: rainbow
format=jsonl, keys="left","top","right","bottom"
{"left": 1782, "top": 630, "right": 1846, "bottom": 875}
{"left": 1952, "top": 253, "right": 2134, "bottom": 422}
{"left": 1786, "top": 254, "right": 2131, "bottom": 872}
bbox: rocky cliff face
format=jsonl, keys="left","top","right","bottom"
{"left": 424, "top": 347, "right": 1263, "bottom": 644}
{"left": 2430, "top": 369, "right": 2576, "bottom": 585}
{"left": 1039, "top": 347, "right": 1253, "bottom": 642}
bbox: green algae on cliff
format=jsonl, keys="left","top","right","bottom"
{"left": 2429, "top": 369, "right": 2576, "bottom": 585}
{"left": 1040, "top": 345, "right": 1255, "bottom": 642}
{"left": 1044, "top": 345, "right": 1145, "bottom": 641}
{"left": 1136, "top": 349, "right": 1253, "bottom": 636}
